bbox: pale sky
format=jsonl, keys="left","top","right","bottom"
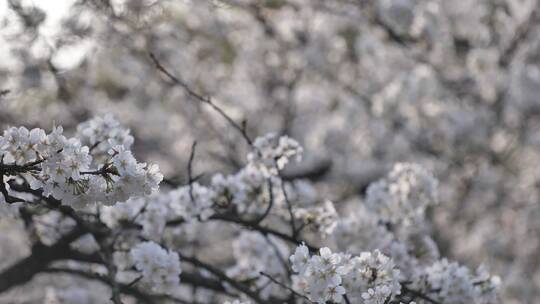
{"left": 0, "top": 0, "right": 92, "bottom": 70}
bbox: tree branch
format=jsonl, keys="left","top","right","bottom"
{"left": 179, "top": 253, "right": 272, "bottom": 304}
{"left": 0, "top": 227, "right": 85, "bottom": 293}
{"left": 149, "top": 52, "right": 253, "bottom": 146}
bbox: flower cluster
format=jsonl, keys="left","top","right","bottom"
{"left": 290, "top": 245, "right": 401, "bottom": 304}
{"left": 247, "top": 133, "right": 303, "bottom": 176}
{"left": 417, "top": 259, "right": 501, "bottom": 304}
{"left": 4, "top": 0, "right": 538, "bottom": 300}
{"left": 341, "top": 250, "right": 402, "bottom": 303}
{"left": 99, "top": 133, "right": 311, "bottom": 240}
{"left": 332, "top": 204, "right": 395, "bottom": 254}
{"left": 76, "top": 114, "right": 134, "bottom": 155}
{"left": 101, "top": 194, "right": 170, "bottom": 241}
{"left": 170, "top": 182, "right": 217, "bottom": 221}
{"left": 129, "top": 241, "right": 182, "bottom": 294}
{"left": 290, "top": 246, "right": 347, "bottom": 303}
{"left": 102, "top": 182, "right": 217, "bottom": 242}
{"left": 227, "top": 231, "right": 289, "bottom": 299}
{"left": 0, "top": 118, "right": 162, "bottom": 207}
{"left": 93, "top": 132, "right": 500, "bottom": 303}
{"left": 294, "top": 200, "right": 339, "bottom": 236}
{"left": 366, "top": 163, "right": 438, "bottom": 225}
{"left": 211, "top": 165, "right": 268, "bottom": 214}
{"left": 0, "top": 123, "right": 502, "bottom": 303}
{"left": 289, "top": 245, "right": 346, "bottom": 304}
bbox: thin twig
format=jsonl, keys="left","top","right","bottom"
{"left": 126, "top": 275, "right": 144, "bottom": 288}
{"left": 187, "top": 141, "right": 197, "bottom": 204}
{"left": 259, "top": 271, "right": 311, "bottom": 302}
{"left": 280, "top": 180, "right": 297, "bottom": 239}
{"left": 168, "top": 212, "right": 319, "bottom": 252}
{"left": 149, "top": 52, "right": 252, "bottom": 145}
{"left": 248, "top": 178, "right": 274, "bottom": 225}
{"left": 98, "top": 238, "right": 124, "bottom": 304}
{"left": 46, "top": 267, "right": 210, "bottom": 304}
{"left": 179, "top": 253, "right": 271, "bottom": 304}
{"left": 400, "top": 285, "right": 441, "bottom": 304}
{"left": 499, "top": 5, "right": 540, "bottom": 67}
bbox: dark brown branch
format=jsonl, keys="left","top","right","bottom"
{"left": 180, "top": 271, "right": 230, "bottom": 295}
{"left": 99, "top": 239, "right": 123, "bottom": 304}
{"left": 44, "top": 266, "right": 229, "bottom": 303}
{"left": 0, "top": 227, "right": 85, "bottom": 293}
{"left": 280, "top": 158, "right": 332, "bottom": 181}
{"left": 55, "top": 249, "right": 232, "bottom": 297}
{"left": 248, "top": 178, "right": 274, "bottom": 225}
{"left": 280, "top": 180, "right": 297, "bottom": 238}
{"left": 206, "top": 213, "right": 319, "bottom": 252}
{"left": 259, "top": 271, "right": 310, "bottom": 302}
{"left": 187, "top": 141, "right": 197, "bottom": 204}
{"left": 499, "top": 6, "right": 540, "bottom": 67}
{"left": 63, "top": 249, "right": 105, "bottom": 264}
{"left": 0, "top": 157, "right": 45, "bottom": 203}
{"left": 8, "top": 181, "right": 108, "bottom": 236}
{"left": 400, "top": 285, "right": 441, "bottom": 304}
{"left": 149, "top": 52, "right": 252, "bottom": 146}
{"left": 43, "top": 268, "right": 154, "bottom": 304}
{"left": 179, "top": 253, "right": 271, "bottom": 304}
{"left": 0, "top": 159, "right": 45, "bottom": 175}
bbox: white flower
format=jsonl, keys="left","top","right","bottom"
{"left": 418, "top": 258, "right": 498, "bottom": 304}
{"left": 290, "top": 245, "right": 349, "bottom": 303}
{"left": 110, "top": 145, "right": 138, "bottom": 176}
{"left": 170, "top": 183, "right": 216, "bottom": 221}
{"left": 247, "top": 133, "right": 303, "bottom": 176}
{"left": 312, "top": 247, "right": 341, "bottom": 273}
{"left": 294, "top": 200, "right": 338, "bottom": 236}
{"left": 1, "top": 127, "right": 46, "bottom": 164}
{"left": 130, "top": 241, "right": 182, "bottom": 294}
{"left": 361, "top": 285, "right": 392, "bottom": 304}
{"left": 327, "top": 285, "right": 346, "bottom": 303}
{"left": 0, "top": 122, "right": 161, "bottom": 208}
{"left": 227, "top": 231, "right": 289, "bottom": 300}
{"left": 366, "top": 163, "right": 438, "bottom": 225}
{"left": 290, "top": 243, "right": 310, "bottom": 273}
{"left": 144, "top": 163, "right": 163, "bottom": 195}
{"left": 76, "top": 114, "right": 134, "bottom": 154}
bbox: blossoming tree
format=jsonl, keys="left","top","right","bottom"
{"left": 2, "top": 0, "right": 538, "bottom": 303}
{"left": 0, "top": 106, "right": 500, "bottom": 303}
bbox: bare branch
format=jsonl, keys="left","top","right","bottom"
{"left": 0, "top": 227, "right": 86, "bottom": 293}
{"left": 149, "top": 52, "right": 253, "bottom": 146}
{"left": 179, "top": 253, "right": 272, "bottom": 304}
{"left": 259, "top": 271, "right": 311, "bottom": 302}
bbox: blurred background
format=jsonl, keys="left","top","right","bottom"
{"left": 1, "top": 0, "right": 540, "bottom": 303}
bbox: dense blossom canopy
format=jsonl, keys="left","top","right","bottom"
{"left": 0, "top": 116, "right": 500, "bottom": 303}
{"left": 1, "top": 0, "right": 538, "bottom": 303}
